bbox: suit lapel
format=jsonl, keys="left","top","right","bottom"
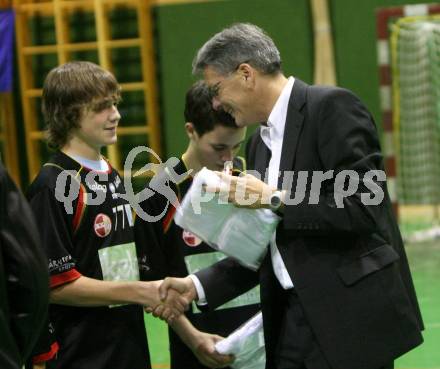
{"left": 255, "top": 139, "right": 271, "bottom": 179}
{"left": 277, "top": 79, "right": 308, "bottom": 188}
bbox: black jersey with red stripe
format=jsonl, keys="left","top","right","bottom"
{"left": 135, "top": 157, "right": 261, "bottom": 369}
{"left": 27, "top": 151, "right": 150, "bottom": 369}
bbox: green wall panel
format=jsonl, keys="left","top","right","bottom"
{"left": 154, "top": 0, "right": 313, "bottom": 159}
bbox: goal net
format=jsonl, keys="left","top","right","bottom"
{"left": 391, "top": 17, "right": 440, "bottom": 240}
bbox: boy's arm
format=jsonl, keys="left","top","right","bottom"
{"left": 51, "top": 277, "right": 188, "bottom": 321}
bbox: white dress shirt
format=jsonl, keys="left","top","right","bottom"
{"left": 260, "top": 76, "right": 295, "bottom": 290}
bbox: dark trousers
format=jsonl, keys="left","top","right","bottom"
{"left": 273, "top": 289, "right": 394, "bottom": 369}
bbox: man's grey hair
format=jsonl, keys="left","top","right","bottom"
{"left": 192, "top": 23, "right": 281, "bottom": 76}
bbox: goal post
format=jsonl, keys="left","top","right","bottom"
{"left": 376, "top": 4, "right": 440, "bottom": 241}
{"left": 391, "top": 16, "right": 440, "bottom": 206}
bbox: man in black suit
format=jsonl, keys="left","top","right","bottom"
{"left": 0, "top": 163, "right": 49, "bottom": 369}
{"left": 158, "top": 23, "right": 424, "bottom": 369}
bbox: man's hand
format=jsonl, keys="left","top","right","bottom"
{"left": 191, "top": 332, "right": 235, "bottom": 368}
{"left": 146, "top": 277, "right": 197, "bottom": 322}
{"left": 159, "top": 276, "right": 198, "bottom": 304}
{"left": 141, "top": 280, "right": 189, "bottom": 323}
{"left": 213, "top": 172, "right": 275, "bottom": 209}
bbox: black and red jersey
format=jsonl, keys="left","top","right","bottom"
{"left": 27, "top": 151, "right": 150, "bottom": 369}
{"left": 135, "top": 157, "right": 261, "bottom": 369}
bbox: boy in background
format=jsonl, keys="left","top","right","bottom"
{"left": 135, "top": 81, "right": 263, "bottom": 369}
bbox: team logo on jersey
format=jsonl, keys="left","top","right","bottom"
{"left": 182, "top": 230, "right": 202, "bottom": 247}
{"left": 109, "top": 182, "right": 118, "bottom": 199}
{"left": 86, "top": 181, "right": 107, "bottom": 193}
{"left": 94, "top": 213, "right": 112, "bottom": 238}
{"left": 114, "top": 175, "right": 121, "bottom": 189}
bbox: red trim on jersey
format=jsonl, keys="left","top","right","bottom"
{"left": 32, "top": 342, "right": 59, "bottom": 364}
{"left": 50, "top": 269, "right": 82, "bottom": 288}
{"left": 72, "top": 183, "right": 86, "bottom": 233}
{"left": 162, "top": 205, "right": 176, "bottom": 233}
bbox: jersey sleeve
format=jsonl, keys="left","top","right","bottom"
{"left": 28, "top": 187, "right": 82, "bottom": 288}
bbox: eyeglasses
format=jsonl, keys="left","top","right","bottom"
{"left": 209, "top": 61, "right": 249, "bottom": 97}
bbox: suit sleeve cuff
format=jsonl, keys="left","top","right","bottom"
{"left": 188, "top": 274, "right": 207, "bottom": 305}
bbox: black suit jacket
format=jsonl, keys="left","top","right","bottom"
{"left": 0, "top": 164, "right": 49, "bottom": 369}
{"left": 196, "top": 79, "right": 423, "bottom": 369}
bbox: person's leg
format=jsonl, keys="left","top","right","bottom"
{"left": 273, "top": 295, "right": 306, "bottom": 369}
{"left": 274, "top": 290, "right": 330, "bottom": 369}
{"left": 273, "top": 288, "right": 396, "bottom": 369}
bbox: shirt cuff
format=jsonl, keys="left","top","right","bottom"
{"left": 188, "top": 274, "right": 207, "bottom": 305}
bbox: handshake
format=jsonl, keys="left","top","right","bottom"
{"left": 142, "top": 276, "right": 197, "bottom": 323}
{"left": 142, "top": 277, "right": 236, "bottom": 368}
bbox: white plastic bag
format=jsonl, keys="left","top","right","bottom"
{"left": 174, "top": 168, "right": 280, "bottom": 270}
{"left": 215, "top": 312, "right": 266, "bottom": 369}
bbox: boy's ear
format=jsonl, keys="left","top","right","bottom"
{"left": 185, "top": 122, "right": 197, "bottom": 140}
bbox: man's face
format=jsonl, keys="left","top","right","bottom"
{"left": 74, "top": 96, "right": 121, "bottom": 150}
{"left": 204, "top": 66, "right": 261, "bottom": 127}
{"left": 189, "top": 124, "right": 246, "bottom": 171}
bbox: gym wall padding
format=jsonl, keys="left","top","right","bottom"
{"left": 153, "top": 0, "right": 313, "bottom": 159}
